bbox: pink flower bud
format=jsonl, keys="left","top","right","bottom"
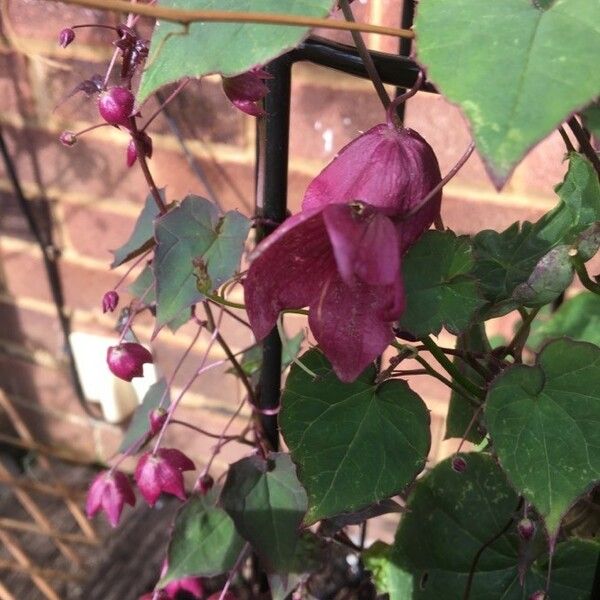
{"left": 517, "top": 517, "right": 535, "bottom": 541}
{"left": 102, "top": 290, "right": 119, "bottom": 313}
{"left": 159, "top": 559, "right": 204, "bottom": 599}
{"left": 529, "top": 591, "right": 547, "bottom": 600}
{"left": 107, "top": 342, "right": 153, "bottom": 381}
{"left": 59, "top": 131, "right": 77, "bottom": 146}
{"left": 451, "top": 455, "right": 467, "bottom": 473}
{"left": 149, "top": 408, "right": 168, "bottom": 436}
{"left": 85, "top": 470, "right": 135, "bottom": 527}
{"left": 126, "top": 139, "right": 138, "bottom": 167}
{"left": 58, "top": 27, "right": 75, "bottom": 48}
{"left": 222, "top": 67, "right": 271, "bottom": 117}
{"left": 134, "top": 448, "right": 195, "bottom": 506}
{"left": 98, "top": 86, "right": 135, "bottom": 128}
{"left": 126, "top": 132, "right": 153, "bottom": 167}
{"left": 197, "top": 473, "right": 214, "bottom": 495}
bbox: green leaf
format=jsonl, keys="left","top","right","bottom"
{"left": 138, "top": 0, "right": 336, "bottom": 103}
{"left": 162, "top": 488, "right": 245, "bottom": 584}
{"left": 445, "top": 323, "right": 489, "bottom": 443}
{"left": 397, "top": 230, "right": 484, "bottom": 338}
{"left": 528, "top": 292, "right": 600, "bottom": 350}
{"left": 485, "top": 338, "right": 600, "bottom": 536}
{"left": 415, "top": 0, "right": 600, "bottom": 187}
{"left": 363, "top": 541, "right": 413, "bottom": 598}
{"left": 280, "top": 349, "right": 430, "bottom": 524}
{"left": 391, "top": 453, "right": 600, "bottom": 599}
{"left": 472, "top": 153, "right": 600, "bottom": 315}
{"left": 221, "top": 453, "right": 308, "bottom": 572}
{"left": 111, "top": 192, "right": 164, "bottom": 268}
{"left": 153, "top": 195, "right": 250, "bottom": 329}
{"left": 118, "top": 378, "right": 169, "bottom": 452}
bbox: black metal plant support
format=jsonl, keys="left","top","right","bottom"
{"left": 255, "top": 31, "right": 431, "bottom": 450}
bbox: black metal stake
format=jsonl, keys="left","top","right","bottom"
{"left": 255, "top": 54, "right": 293, "bottom": 451}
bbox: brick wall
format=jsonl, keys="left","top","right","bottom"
{"left": 0, "top": 0, "right": 568, "bottom": 477}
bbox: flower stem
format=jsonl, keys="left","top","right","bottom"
{"left": 421, "top": 336, "right": 485, "bottom": 400}
{"left": 338, "top": 0, "right": 390, "bottom": 110}
{"left": 58, "top": 0, "right": 415, "bottom": 39}
{"left": 504, "top": 307, "right": 540, "bottom": 361}
{"left": 567, "top": 117, "right": 600, "bottom": 178}
{"left": 140, "top": 77, "right": 190, "bottom": 129}
{"left": 571, "top": 250, "right": 600, "bottom": 294}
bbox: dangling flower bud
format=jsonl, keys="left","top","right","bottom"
{"left": 159, "top": 560, "right": 204, "bottom": 599}
{"left": 222, "top": 67, "right": 271, "bottom": 117}
{"left": 107, "top": 342, "right": 153, "bottom": 381}
{"left": 197, "top": 473, "right": 214, "bottom": 495}
{"left": 85, "top": 470, "right": 136, "bottom": 527}
{"left": 98, "top": 86, "right": 135, "bottom": 128}
{"left": 102, "top": 290, "right": 119, "bottom": 313}
{"left": 528, "top": 591, "right": 547, "bottom": 600}
{"left": 517, "top": 517, "right": 536, "bottom": 541}
{"left": 59, "top": 131, "right": 77, "bottom": 146}
{"left": 134, "top": 448, "right": 195, "bottom": 506}
{"left": 126, "top": 131, "right": 153, "bottom": 167}
{"left": 149, "top": 408, "right": 168, "bottom": 436}
{"left": 58, "top": 28, "right": 75, "bottom": 48}
{"left": 126, "top": 139, "right": 138, "bottom": 167}
{"left": 451, "top": 455, "right": 467, "bottom": 473}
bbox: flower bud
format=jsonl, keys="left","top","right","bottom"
{"left": 126, "top": 139, "right": 138, "bottom": 167}
{"left": 529, "top": 591, "right": 547, "bottom": 600}
{"left": 149, "top": 407, "right": 168, "bottom": 436}
{"left": 59, "top": 131, "right": 77, "bottom": 146}
{"left": 517, "top": 517, "right": 535, "bottom": 541}
{"left": 98, "top": 86, "right": 135, "bottom": 128}
{"left": 102, "top": 290, "right": 119, "bottom": 313}
{"left": 222, "top": 67, "right": 270, "bottom": 117}
{"left": 107, "top": 342, "right": 153, "bottom": 381}
{"left": 126, "top": 131, "right": 153, "bottom": 167}
{"left": 451, "top": 455, "right": 467, "bottom": 473}
{"left": 58, "top": 27, "right": 75, "bottom": 48}
{"left": 197, "top": 474, "right": 214, "bottom": 495}
{"left": 135, "top": 448, "right": 195, "bottom": 506}
{"left": 85, "top": 469, "right": 136, "bottom": 527}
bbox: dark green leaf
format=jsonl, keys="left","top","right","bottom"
{"left": 153, "top": 195, "right": 250, "bottom": 329}
{"left": 472, "top": 153, "right": 600, "bottom": 316}
{"left": 415, "top": 0, "right": 600, "bottom": 186}
{"left": 485, "top": 339, "right": 600, "bottom": 536}
{"left": 162, "top": 488, "right": 245, "bottom": 584}
{"left": 111, "top": 192, "right": 163, "bottom": 268}
{"left": 280, "top": 349, "right": 430, "bottom": 524}
{"left": 528, "top": 292, "right": 600, "bottom": 351}
{"left": 445, "top": 323, "right": 489, "bottom": 443}
{"left": 398, "top": 230, "right": 484, "bottom": 338}
{"left": 118, "top": 378, "right": 169, "bottom": 452}
{"left": 391, "top": 453, "right": 599, "bottom": 599}
{"left": 363, "top": 541, "right": 413, "bottom": 599}
{"left": 221, "top": 453, "right": 308, "bottom": 572}
{"left": 138, "top": 0, "right": 336, "bottom": 103}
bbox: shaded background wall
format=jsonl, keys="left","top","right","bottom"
{"left": 0, "top": 0, "right": 569, "bottom": 474}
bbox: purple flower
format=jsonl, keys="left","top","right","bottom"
{"left": 159, "top": 560, "right": 204, "bottom": 599}
{"left": 102, "top": 290, "right": 119, "bottom": 313}
{"left": 517, "top": 517, "right": 535, "bottom": 541}
{"left": 58, "top": 28, "right": 75, "bottom": 48}
{"left": 98, "top": 86, "right": 135, "bottom": 128}
{"left": 134, "top": 448, "right": 195, "bottom": 506}
{"left": 244, "top": 124, "right": 441, "bottom": 382}
{"left": 107, "top": 342, "right": 153, "bottom": 381}
{"left": 451, "top": 455, "right": 468, "bottom": 473}
{"left": 148, "top": 408, "right": 168, "bottom": 436}
{"left": 85, "top": 470, "right": 135, "bottom": 527}
{"left": 222, "top": 67, "right": 271, "bottom": 117}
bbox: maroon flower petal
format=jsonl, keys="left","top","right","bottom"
{"left": 222, "top": 68, "right": 269, "bottom": 117}
{"left": 308, "top": 274, "right": 405, "bottom": 382}
{"left": 245, "top": 209, "right": 337, "bottom": 340}
{"left": 322, "top": 203, "right": 400, "bottom": 287}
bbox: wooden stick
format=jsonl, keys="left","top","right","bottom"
{"left": 0, "top": 518, "right": 99, "bottom": 546}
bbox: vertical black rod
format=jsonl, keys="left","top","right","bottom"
{"left": 396, "top": 0, "right": 416, "bottom": 121}
{"left": 255, "top": 55, "right": 292, "bottom": 451}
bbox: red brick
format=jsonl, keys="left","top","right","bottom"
{"left": 0, "top": 52, "right": 34, "bottom": 118}
{"left": 0, "top": 189, "right": 58, "bottom": 245}
{"left": 5, "top": 0, "right": 119, "bottom": 46}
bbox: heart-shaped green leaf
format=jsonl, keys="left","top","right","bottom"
{"left": 485, "top": 338, "right": 600, "bottom": 536}
{"left": 153, "top": 195, "right": 250, "bottom": 330}
{"left": 415, "top": 0, "right": 600, "bottom": 187}
{"left": 390, "top": 453, "right": 600, "bottom": 599}
{"left": 138, "top": 0, "right": 335, "bottom": 103}
{"left": 280, "top": 349, "right": 430, "bottom": 524}
{"left": 162, "top": 488, "right": 245, "bottom": 585}
{"left": 397, "top": 230, "right": 485, "bottom": 338}
{"left": 221, "top": 453, "right": 309, "bottom": 572}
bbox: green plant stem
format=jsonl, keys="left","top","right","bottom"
{"left": 420, "top": 336, "right": 485, "bottom": 399}
{"left": 567, "top": 117, "right": 600, "bottom": 178}
{"left": 339, "top": 0, "right": 390, "bottom": 109}
{"left": 413, "top": 355, "right": 480, "bottom": 408}
{"left": 57, "top": 0, "right": 415, "bottom": 39}
{"left": 505, "top": 307, "right": 541, "bottom": 360}
{"left": 572, "top": 252, "right": 600, "bottom": 294}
